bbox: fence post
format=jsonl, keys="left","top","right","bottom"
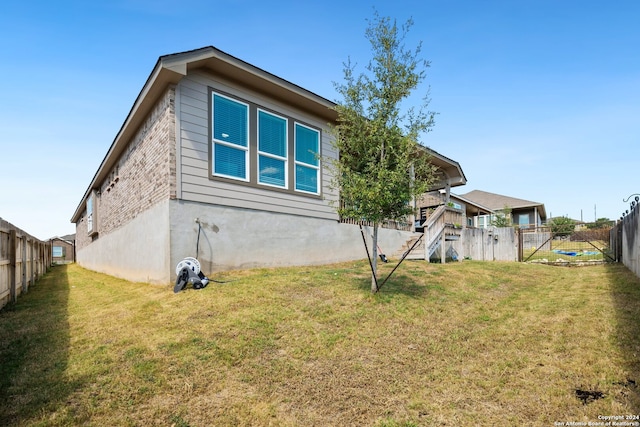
{"left": 21, "top": 235, "right": 27, "bottom": 293}
{"left": 9, "top": 229, "right": 17, "bottom": 303}
{"left": 29, "top": 238, "right": 35, "bottom": 291}
{"left": 517, "top": 229, "right": 523, "bottom": 262}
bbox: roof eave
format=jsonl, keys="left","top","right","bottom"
{"left": 424, "top": 147, "right": 467, "bottom": 190}
{"left": 451, "top": 193, "right": 495, "bottom": 213}
{"left": 70, "top": 58, "right": 186, "bottom": 223}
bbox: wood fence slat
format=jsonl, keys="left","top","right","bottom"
{"left": 0, "top": 220, "right": 51, "bottom": 310}
{"left": 9, "top": 229, "right": 17, "bottom": 303}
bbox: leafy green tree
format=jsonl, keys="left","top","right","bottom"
{"left": 329, "top": 13, "right": 437, "bottom": 293}
{"left": 490, "top": 205, "right": 512, "bottom": 228}
{"left": 548, "top": 216, "right": 575, "bottom": 236}
{"left": 586, "top": 217, "right": 614, "bottom": 229}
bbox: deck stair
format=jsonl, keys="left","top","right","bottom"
{"left": 395, "top": 205, "right": 464, "bottom": 261}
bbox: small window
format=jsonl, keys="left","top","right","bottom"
{"left": 518, "top": 213, "right": 530, "bottom": 228}
{"left": 212, "top": 93, "right": 249, "bottom": 180}
{"left": 87, "top": 195, "right": 94, "bottom": 234}
{"left": 86, "top": 189, "right": 99, "bottom": 236}
{"left": 258, "top": 110, "right": 287, "bottom": 188}
{"left": 294, "top": 123, "right": 320, "bottom": 194}
{"left": 53, "top": 246, "right": 64, "bottom": 257}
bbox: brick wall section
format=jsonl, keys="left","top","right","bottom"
{"left": 75, "top": 216, "right": 90, "bottom": 250}
{"left": 75, "top": 86, "right": 176, "bottom": 251}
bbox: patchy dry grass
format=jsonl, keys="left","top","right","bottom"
{"left": 0, "top": 261, "right": 639, "bottom": 426}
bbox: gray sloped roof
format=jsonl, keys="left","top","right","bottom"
{"left": 459, "top": 190, "right": 547, "bottom": 219}
{"left": 450, "top": 193, "right": 494, "bottom": 213}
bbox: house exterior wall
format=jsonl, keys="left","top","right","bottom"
{"left": 51, "top": 239, "right": 74, "bottom": 263}
{"left": 75, "top": 87, "right": 176, "bottom": 277}
{"left": 74, "top": 54, "right": 472, "bottom": 284}
{"left": 174, "top": 71, "right": 337, "bottom": 221}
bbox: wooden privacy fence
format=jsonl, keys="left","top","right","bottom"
{"left": 455, "top": 227, "right": 518, "bottom": 262}
{"left": 0, "top": 223, "right": 51, "bottom": 310}
{"left": 612, "top": 200, "right": 640, "bottom": 277}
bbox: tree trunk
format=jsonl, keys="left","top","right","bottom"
{"left": 371, "top": 224, "right": 378, "bottom": 293}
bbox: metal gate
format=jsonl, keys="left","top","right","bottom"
{"left": 519, "top": 225, "right": 615, "bottom": 264}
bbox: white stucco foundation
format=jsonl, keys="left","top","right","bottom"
{"left": 169, "top": 200, "right": 414, "bottom": 280}
{"left": 78, "top": 199, "right": 416, "bottom": 285}
{"left": 76, "top": 200, "right": 171, "bottom": 284}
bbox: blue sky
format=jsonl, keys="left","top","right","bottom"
{"left": 1, "top": 0, "right": 638, "bottom": 240}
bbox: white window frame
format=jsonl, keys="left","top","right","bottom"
{"left": 477, "top": 214, "right": 490, "bottom": 228}
{"left": 212, "top": 92, "right": 250, "bottom": 182}
{"left": 86, "top": 195, "right": 93, "bottom": 234}
{"left": 257, "top": 109, "right": 288, "bottom": 189}
{"left": 294, "top": 122, "right": 320, "bottom": 195}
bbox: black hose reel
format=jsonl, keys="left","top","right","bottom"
{"left": 173, "top": 257, "right": 210, "bottom": 293}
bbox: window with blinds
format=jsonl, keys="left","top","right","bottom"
{"left": 212, "top": 93, "right": 249, "bottom": 180}
{"left": 210, "top": 90, "right": 321, "bottom": 196}
{"left": 294, "top": 123, "right": 319, "bottom": 194}
{"left": 258, "top": 110, "right": 287, "bottom": 188}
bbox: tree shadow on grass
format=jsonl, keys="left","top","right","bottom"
{"left": 605, "top": 263, "right": 640, "bottom": 412}
{"left": 0, "top": 264, "right": 71, "bottom": 424}
{"left": 355, "top": 270, "right": 430, "bottom": 298}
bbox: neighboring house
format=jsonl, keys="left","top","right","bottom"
{"left": 458, "top": 190, "right": 547, "bottom": 229}
{"left": 49, "top": 235, "right": 75, "bottom": 263}
{"left": 70, "top": 46, "right": 466, "bottom": 284}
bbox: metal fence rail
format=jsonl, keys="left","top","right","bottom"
{"left": 519, "top": 225, "right": 614, "bottom": 264}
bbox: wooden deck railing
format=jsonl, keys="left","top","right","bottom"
{"left": 421, "top": 206, "right": 465, "bottom": 228}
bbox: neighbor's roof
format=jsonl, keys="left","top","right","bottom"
{"left": 459, "top": 190, "right": 547, "bottom": 219}
{"left": 450, "top": 192, "right": 494, "bottom": 213}
{"left": 49, "top": 236, "right": 75, "bottom": 245}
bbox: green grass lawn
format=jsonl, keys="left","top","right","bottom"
{"left": 1, "top": 261, "right": 639, "bottom": 426}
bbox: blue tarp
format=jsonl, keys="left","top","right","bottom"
{"left": 552, "top": 249, "right": 600, "bottom": 256}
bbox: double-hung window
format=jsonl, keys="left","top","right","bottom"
{"left": 294, "top": 123, "right": 320, "bottom": 194}
{"left": 210, "top": 90, "right": 322, "bottom": 197}
{"left": 258, "top": 110, "right": 287, "bottom": 188}
{"left": 212, "top": 93, "right": 249, "bottom": 181}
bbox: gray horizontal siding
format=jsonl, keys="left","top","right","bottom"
{"left": 176, "top": 71, "right": 338, "bottom": 220}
